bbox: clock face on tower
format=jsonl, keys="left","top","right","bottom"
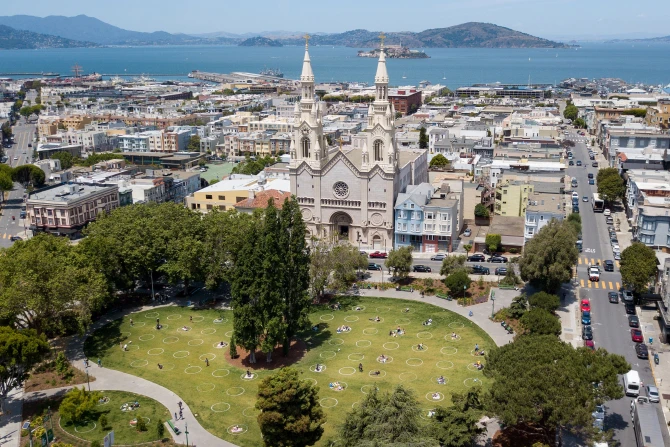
{"left": 333, "top": 181, "right": 349, "bottom": 199}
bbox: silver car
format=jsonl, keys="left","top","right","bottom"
{"left": 646, "top": 385, "right": 660, "bottom": 403}
{"left": 430, "top": 253, "right": 447, "bottom": 261}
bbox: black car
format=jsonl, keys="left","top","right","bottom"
{"left": 582, "top": 326, "right": 593, "bottom": 340}
{"left": 9, "top": 236, "right": 22, "bottom": 242}
{"left": 572, "top": 205, "right": 580, "bottom": 213}
{"left": 413, "top": 265, "right": 431, "bottom": 273}
{"left": 468, "top": 254, "right": 486, "bottom": 262}
{"left": 495, "top": 267, "right": 508, "bottom": 276}
{"left": 471, "top": 265, "right": 490, "bottom": 275}
{"left": 367, "top": 263, "right": 382, "bottom": 271}
{"left": 569, "top": 160, "right": 574, "bottom": 166}
{"left": 635, "top": 343, "right": 649, "bottom": 359}
{"left": 625, "top": 303, "right": 636, "bottom": 315}
{"left": 628, "top": 315, "right": 640, "bottom": 327}
{"left": 603, "top": 260, "right": 614, "bottom": 272}
{"left": 488, "top": 256, "right": 508, "bottom": 263}
{"left": 588, "top": 173, "right": 594, "bottom": 179}
{"left": 608, "top": 292, "right": 619, "bottom": 303}
{"left": 576, "top": 160, "right": 582, "bottom": 166}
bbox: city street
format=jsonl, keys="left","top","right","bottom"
{"left": 0, "top": 122, "right": 35, "bottom": 248}
{"left": 565, "top": 131, "right": 670, "bottom": 446}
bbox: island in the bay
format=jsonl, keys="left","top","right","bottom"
{"left": 358, "top": 45, "right": 429, "bottom": 59}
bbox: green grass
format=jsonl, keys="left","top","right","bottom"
{"left": 59, "top": 390, "right": 170, "bottom": 444}
{"left": 84, "top": 296, "right": 494, "bottom": 447}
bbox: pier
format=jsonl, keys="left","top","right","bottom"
{"left": 0, "top": 72, "right": 60, "bottom": 77}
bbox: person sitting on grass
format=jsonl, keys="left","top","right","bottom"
{"left": 371, "top": 370, "right": 380, "bottom": 376}
{"left": 437, "top": 376, "right": 445, "bottom": 385}
{"left": 315, "top": 364, "right": 322, "bottom": 372}
{"left": 157, "top": 363, "right": 163, "bottom": 369}
{"left": 475, "top": 361, "right": 483, "bottom": 370}
{"left": 423, "top": 318, "right": 432, "bottom": 326}
{"left": 403, "top": 307, "right": 410, "bottom": 313}
{"left": 432, "top": 393, "right": 440, "bottom": 400}
{"left": 217, "top": 341, "right": 226, "bottom": 348}
{"left": 182, "top": 326, "right": 190, "bottom": 331}
{"left": 378, "top": 354, "right": 387, "bottom": 363}
{"left": 417, "top": 343, "right": 424, "bottom": 351}
{"left": 451, "top": 332, "right": 458, "bottom": 339}
{"left": 231, "top": 425, "right": 243, "bottom": 433}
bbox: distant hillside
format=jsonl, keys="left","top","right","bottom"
{"left": 0, "top": 15, "right": 237, "bottom": 46}
{"left": 239, "top": 36, "right": 282, "bottom": 47}
{"left": 279, "top": 22, "right": 572, "bottom": 48}
{"left": 0, "top": 24, "right": 96, "bottom": 49}
{"left": 606, "top": 35, "right": 670, "bottom": 43}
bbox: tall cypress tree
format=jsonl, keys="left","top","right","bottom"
{"left": 278, "top": 197, "right": 311, "bottom": 356}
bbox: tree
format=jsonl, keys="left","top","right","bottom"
{"left": 440, "top": 254, "right": 467, "bottom": 277}
{"left": 156, "top": 419, "right": 165, "bottom": 439}
{"left": 136, "top": 414, "right": 147, "bottom": 431}
{"left": 329, "top": 244, "right": 367, "bottom": 292}
{"left": 563, "top": 103, "right": 579, "bottom": 121}
{"left": 339, "top": 385, "right": 434, "bottom": 447}
{"left": 187, "top": 135, "right": 201, "bottom": 152}
{"left": 309, "top": 240, "right": 332, "bottom": 300}
{"left": 429, "top": 388, "right": 485, "bottom": 447}
{"left": 0, "top": 173, "right": 13, "bottom": 195}
{"left": 508, "top": 294, "right": 528, "bottom": 319}
{"left": 596, "top": 168, "right": 624, "bottom": 203}
{"left": 518, "top": 220, "right": 578, "bottom": 292}
{"left": 0, "top": 234, "right": 108, "bottom": 334}
{"left": 463, "top": 244, "right": 472, "bottom": 256}
{"left": 574, "top": 118, "right": 586, "bottom": 129}
{"left": 385, "top": 246, "right": 413, "bottom": 279}
{"left": 485, "top": 234, "right": 501, "bottom": 253}
{"left": 566, "top": 213, "right": 582, "bottom": 235}
{"left": 444, "top": 270, "right": 472, "bottom": 298}
{"left": 620, "top": 242, "right": 657, "bottom": 294}
{"left": 59, "top": 387, "right": 102, "bottom": 424}
{"left": 528, "top": 292, "right": 561, "bottom": 314}
{"left": 98, "top": 414, "right": 109, "bottom": 430}
{"left": 561, "top": 139, "right": 575, "bottom": 149}
{"left": 55, "top": 351, "right": 70, "bottom": 377}
{"left": 419, "top": 127, "right": 429, "bottom": 149}
{"left": 256, "top": 368, "right": 325, "bottom": 447}
{"left": 50, "top": 151, "right": 75, "bottom": 169}
{"left": 474, "top": 203, "right": 490, "bottom": 218}
{"left": 484, "top": 335, "right": 629, "bottom": 443}
{"left": 12, "top": 164, "right": 45, "bottom": 187}
{"left": 0, "top": 327, "right": 50, "bottom": 411}
{"left": 519, "top": 308, "right": 561, "bottom": 336}
{"left": 429, "top": 154, "right": 450, "bottom": 169}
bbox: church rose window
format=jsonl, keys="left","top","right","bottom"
{"left": 333, "top": 181, "right": 349, "bottom": 198}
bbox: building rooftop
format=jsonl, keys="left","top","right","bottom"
{"left": 234, "top": 190, "right": 292, "bottom": 210}
{"left": 196, "top": 174, "right": 290, "bottom": 194}
{"left": 28, "top": 183, "right": 116, "bottom": 203}
{"left": 526, "top": 192, "right": 564, "bottom": 213}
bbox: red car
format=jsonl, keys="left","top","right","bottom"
{"left": 584, "top": 340, "right": 595, "bottom": 350}
{"left": 369, "top": 251, "right": 388, "bottom": 259}
{"left": 631, "top": 329, "right": 643, "bottom": 343}
{"left": 580, "top": 299, "right": 591, "bottom": 312}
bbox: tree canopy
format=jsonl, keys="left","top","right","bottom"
{"left": 51, "top": 151, "right": 75, "bottom": 169}
{"left": 563, "top": 103, "right": 579, "bottom": 121}
{"left": 518, "top": 220, "right": 578, "bottom": 292}
{"left": 385, "top": 246, "right": 413, "bottom": 279}
{"left": 12, "top": 164, "right": 45, "bottom": 187}
{"left": 566, "top": 213, "right": 582, "bottom": 235}
{"left": 519, "top": 308, "right": 562, "bottom": 336}
{"left": 620, "top": 242, "right": 657, "bottom": 295}
{"left": 596, "top": 168, "right": 625, "bottom": 203}
{"left": 232, "top": 155, "right": 276, "bottom": 175}
{"left": 444, "top": 270, "right": 472, "bottom": 298}
{"left": 0, "top": 326, "right": 50, "bottom": 406}
{"left": 485, "top": 234, "right": 501, "bottom": 252}
{"left": 528, "top": 292, "right": 561, "bottom": 314}
{"left": 429, "top": 154, "right": 449, "bottom": 169}
{"left": 419, "top": 127, "right": 429, "bottom": 149}
{"left": 484, "top": 335, "right": 629, "bottom": 443}
{"left": 187, "top": 135, "right": 201, "bottom": 152}
{"left": 439, "top": 254, "right": 467, "bottom": 277}
{"left": 59, "top": 387, "right": 102, "bottom": 424}
{"left": 256, "top": 367, "right": 325, "bottom": 447}
{"left": 474, "top": 203, "right": 490, "bottom": 218}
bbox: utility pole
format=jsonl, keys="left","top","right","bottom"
{"left": 185, "top": 421, "right": 189, "bottom": 446}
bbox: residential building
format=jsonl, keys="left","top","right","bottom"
{"left": 36, "top": 143, "right": 82, "bottom": 160}
{"left": 163, "top": 127, "right": 193, "bottom": 152}
{"left": 625, "top": 170, "right": 670, "bottom": 250}
{"left": 117, "top": 131, "right": 164, "bottom": 152}
{"left": 472, "top": 216, "right": 525, "bottom": 253}
{"left": 524, "top": 192, "right": 565, "bottom": 243}
{"left": 495, "top": 180, "right": 534, "bottom": 217}
{"left": 388, "top": 89, "right": 422, "bottom": 116}
{"left": 646, "top": 98, "right": 670, "bottom": 129}
{"left": 248, "top": 118, "right": 292, "bottom": 133}
{"left": 604, "top": 128, "right": 670, "bottom": 167}
{"left": 394, "top": 182, "right": 463, "bottom": 253}
{"left": 289, "top": 42, "right": 427, "bottom": 250}
{"left": 26, "top": 183, "right": 119, "bottom": 237}
{"left": 234, "top": 190, "right": 292, "bottom": 214}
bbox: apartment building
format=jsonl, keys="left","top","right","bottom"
{"left": 163, "top": 127, "right": 193, "bottom": 152}
{"left": 495, "top": 180, "right": 534, "bottom": 217}
{"left": 117, "top": 131, "right": 164, "bottom": 152}
{"left": 394, "top": 182, "right": 463, "bottom": 253}
{"left": 625, "top": 170, "right": 670, "bottom": 250}
{"left": 27, "top": 183, "right": 119, "bottom": 237}
{"left": 645, "top": 98, "right": 670, "bottom": 129}
{"left": 604, "top": 128, "right": 670, "bottom": 167}
{"left": 247, "top": 119, "right": 292, "bottom": 133}
{"left": 389, "top": 89, "right": 423, "bottom": 116}
{"left": 524, "top": 192, "right": 565, "bottom": 243}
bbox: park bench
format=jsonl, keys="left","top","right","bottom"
{"left": 436, "top": 292, "right": 452, "bottom": 301}
{"left": 167, "top": 420, "right": 181, "bottom": 435}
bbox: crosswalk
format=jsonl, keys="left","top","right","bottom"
{"left": 577, "top": 257, "right": 619, "bottom": 268}
{"left": 579, "top": 279, "right": 621, "bottom": 290}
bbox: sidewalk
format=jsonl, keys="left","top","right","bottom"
{"left": 557, "top": 283, "right": 582, "bottom": 349}
{"left": 0, "top": 387, "right": 23, "bottom": 447}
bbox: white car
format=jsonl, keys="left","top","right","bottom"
{"left": 604, "top": 209, "right": 611, "bottom": 216}
{"left": 614, "top": 252, "right": 621, "bottom": 261}
{"left": 612, "top": 244, "right": 620, "bottom": 253}
{"left": 463, "top": 228, "right": 471, "bottom": 237}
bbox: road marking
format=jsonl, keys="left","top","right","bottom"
{"left": 580, "top": 279, "right": 585, "bottom": 288}
{"left": 587, "top": 281, "right": 592, "bottom": 288}
{"left": 616, "top": 261, "right": 620, "bottom": 268}
{"left": 608, "top": 282, "right": 613, "bottom": 290}
{"left": 591, "top": 258, "right": 595, "bottom": 265}
{"left": 616, "top": 282, "right": 620, "bottom": 290}
{"left": 1, "top": 233, "right": 5, "bottom": 239}
{"left": 578, "top": 258, "right": 583, "bottom": 265}
{"left": 595, "top": 281, "right": 599, "bottom": 289}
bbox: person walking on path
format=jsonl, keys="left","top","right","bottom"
{"left": 97, "top": 358, "right": 102, "bottom": 367}
{"left": 358, "top": 363, "right": 363, "bottom": 372}
{"left": 174, "top": 411, "right": 178, "bottom": 421}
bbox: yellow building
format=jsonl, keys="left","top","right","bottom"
{"left": 185, "top": 174, "right": 291, "bottom": 213}
{"left": 61, "top": 115, "right": 93, "bottom": 131}
{"left": 646, "top": 99, "right": 670, "bottom": 129}
{"left": 495, "top": 180, "right": 534, "bottom": 217}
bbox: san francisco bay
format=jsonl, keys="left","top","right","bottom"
{"left": 1, "top": 42, "right": 669, "bottom": 87}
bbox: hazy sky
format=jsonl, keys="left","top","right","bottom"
{"left": 2, "top": 0, "right": 669, "bottom": 39}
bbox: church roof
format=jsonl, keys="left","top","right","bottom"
{"left": 301, "top": 48, "right": 314, "bottom": 82}
{"left": 374, "top": 48, "right": 389, "bottom": 84}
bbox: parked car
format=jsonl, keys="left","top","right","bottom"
{"left": 589, "top": 179, "right": 595, "bottom": 185}
{"left": 413, "top": 265, "right": 432, "bottom": 273}
{"left": 588, "top": 173, "right": 594, "bottom": 179}
{"left": 608, "top": 292, "right": 619, "bottom": 303}
{"left": 611, "top": 244, "right": 620, "bottom": 253}
{"left": 584, "top": 339, "right": 595, "bottom": 350}
{"left": 471, "top": 265, "right": 490, "bottom": 275}
{"left": 628, "top": 315, "right": 640, "bottom": 327}
{"left": 631, "top": 328, "right": 644, "bottom": 343}
{"left": 468, "top": 254, "right": 486, "bottom": 262}
{"left": 572, "top": 205, "right": 580, "bottom": 213}
{"left": 430, "top": 253, "right": 447, "bottom": 261}
{"left": 494, "top": 267, "right": 508, "bottom": 276}
{"left": 614, "top": 252, "right": 621, "bottom": 261}
{"left": 592, "top": 161, "right": 599, "bottom": 167}
{"left": 576, "top": 160, "right": 582, "bottom": 166}
{"left": 463, "top": 228, "right": 471, "bottom": 237}
{"left": 635, "top": 343, "right": 649, "bottom": 359}
{"left": 582, "top": 325, "right": 593, "bottom": 340}
{"left": 569, "top": 160, "right": 574, "bottom": 166}
{"left": 488, "top": 255, "right": 508, "bottom": 263}
{"left": 581, "top": 299, "right": 591, "bottom": 312}
{"left": 625, "top": 303, "right": 636, "bottom": 315}
{"left": 369, "top": 251, "right": 388, "bottom": 259}
{"left": 603, "top": 260, "right": 614, "bottom": 272}
{"left": 367, "top": 263, "right": 382, "bottom": 271}
{"left": 582, "top": 310, "right": 592, "bottom": 325}
{"left": 582, "top": 196, "right": 588, "bottom": 202}
{"left": 610, "top": 236, "right": 618, "bottom": 245}
{"left": 9, "top": 236, "right": 22, "bottom": 242}
{"left": 622, "top": 290, "right": 634, "bottom": 303}
{"left": 646, "top": 385, "right": 660, "bottom": 403}
{"left": 603, "top": 209, "right": 611, "bottom": 216}
{"left": 27, "top": 143, "right": 32, "bottom": 147}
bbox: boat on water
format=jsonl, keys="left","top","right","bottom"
{"left": 260, "top": 68, "right": 284, "bottom": 78}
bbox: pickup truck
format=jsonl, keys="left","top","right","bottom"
{"left": 588, "top": 264, "right": 600, "bottom": 282}
{"left": 368, "top": 251, "right": 388, "bottom": 259}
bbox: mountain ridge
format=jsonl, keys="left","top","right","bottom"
{"left": 605, "top": 35, "right": 670, "bottom": 43}
{"left": 0, "top": 24, "right": 97, "bottom": 49}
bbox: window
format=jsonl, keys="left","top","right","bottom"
{"left": 440, "top": 225, "right": 447, "bottom": 232}
{"left": 218, "top": 195, "right": 225, "bottom": 200}
{"left": 425, "top": 212, "right": 434, "bottom": 219}
{"left": 398, "top": 235, "right": 406, "bottom": 243}
{"left": 411, "top": 212, "right": 421, "bottom": 220}
{"left": 396, "top": 223, "right": 402, "bottom": 231}
{"left": 540, "top": 215, "right": 544, "bottom": 221}
{"left": 527, "top": 228, "right": 535, "bottom": 235}
{"left": 426, "top": 235, "right": 435, "bottom": 241}
{"left": 642, "top": 220, "right": 656, "bottom": 231}
{"left": 219, "top": 205, "right": 226, "bottom": 210}
{"left": 402, "top": 223, "right": 407, "bottom": 231}
{"left": 410, "top": 203, "right": 415, "bottom": 209}
{"left": 640, "top": 234, "right": 655, "bottom": 245}
{"left": 206, "top": 204, "right": 213, "bottom": 210}
{"left": 301, "top": 138, "right": 310, "bottom": 158}
{"left": 441, "top": 214, "right": 449, "bottom": 221}
{"left": 373, "top": 140, "right": 383, "bottom": 161}
{"left": 205, "top": 194, "right": 213, "bottom": 200}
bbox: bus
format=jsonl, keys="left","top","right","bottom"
{"left": 592, "top": 193, "right": 605, "bottom": 212}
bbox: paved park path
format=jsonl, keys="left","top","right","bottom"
{"left": 0, "top": 288, "right": 516, "bottom": 447}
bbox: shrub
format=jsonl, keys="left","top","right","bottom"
{"left": 156, "top": 419, "right": 165, "bottom": 438}
{"left": 98, "top": 414, "right": 108, "bottom": 430}
{"left": 229, "top": 335, "right": 238, "bottom": 358}
{"left": 91, "top": 441, "right": 101, "bottom": 447}
{"left": 136, "top": 415, "right": 147, "bottom": 432}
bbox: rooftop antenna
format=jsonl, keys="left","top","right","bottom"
{"left": 72, "top": 63, "right": 83, "bottom": 78}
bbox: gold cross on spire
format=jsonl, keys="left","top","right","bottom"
{"left": 304, "top": 33, "right": 311, "bottom": 50}
{"left": 379, "top": 32, "right": 386, "bottom": 48}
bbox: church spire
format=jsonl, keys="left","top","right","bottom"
{"left": 374, "top": 32, "right": 389, "bottom": 85}
{"left": 300, "top": 34, "right": 314, "bottom": 83}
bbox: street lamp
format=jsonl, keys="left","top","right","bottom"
{"left": 463, "top": 284, "right": 467, "bottom": 302}
{"left": 85, "top": 361, "right": 90, "bottom": 391}
{"left": 185, "top": 421, "right": 189, "bottom": 446}
{"left": 491, "top": 291, "right": 496, "bottom": 319}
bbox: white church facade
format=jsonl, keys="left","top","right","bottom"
{"left": 289, "top": 35, "right": 427, "bottom": 250}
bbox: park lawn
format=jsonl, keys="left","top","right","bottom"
{"left": 59, "top": 390, "right": 171, "bottom": 445}
{"left": 85, "top": 296, "right": 495, "bottom": 447}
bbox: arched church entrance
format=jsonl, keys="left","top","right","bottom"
{"left": 330, "top": 212, "right": 353, "bottom": 241}
{"left": 372, "top": 235, "right": 382, "bottom": 250}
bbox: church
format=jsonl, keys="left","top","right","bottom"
{"left": 289, "top": 34, "right": 427, "bottom": 251}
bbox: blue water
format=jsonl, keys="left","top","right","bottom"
{"left": 1, "top": 42, "right": 669, "bottom": 88}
